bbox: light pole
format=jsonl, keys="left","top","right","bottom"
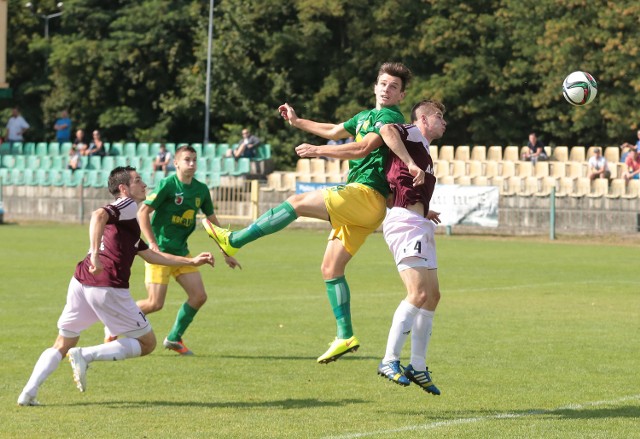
{"left": 26, "top": 2, "right": 63, "bottom": 39}
{"left": 203, "top": 0, "right": 214, "bottom": 145}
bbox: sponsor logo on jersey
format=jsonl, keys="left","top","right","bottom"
{"left": 172, "top": 209, "right": 195, "bottom": 227}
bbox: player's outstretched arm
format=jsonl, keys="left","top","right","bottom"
{"left": 380, "top": 124, "right": 425, "bottom": 187}
{"left": 295, "top": 132, "right": 383, "bottom": 160}
{"left": 278, "top": 103, "right": 349, "bottom": 140}
{"left": 139, "top": 249, "right": 215, "bottom": 268}
{"left": 137, "top": 204, "right": 159, "bottom": 251}
{"left": 204, "top": 213, "right": 242, "bottom": 270}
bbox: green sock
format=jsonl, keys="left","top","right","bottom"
{"left": 325, "top": 276, "right": 353, "bottom": 339}
{"left": 167, "top": 302, "right": 198, "bottom": 342}
{"left": 230, "top": 201, "right": 297, "bottom": 248}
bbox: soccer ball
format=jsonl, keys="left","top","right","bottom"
{"left": 562, "top": 71, "right": 597, "bottom": 106}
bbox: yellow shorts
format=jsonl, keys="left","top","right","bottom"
{"left": 322, "top": 183, "right": 386, "bottom": 255}
{"left": 144, "top": 255, "right": 199, "bottom": 285}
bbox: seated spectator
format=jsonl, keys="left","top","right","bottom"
{"left": 85, "top": 130, "right": 106, "bottom": 157}
{"left": 520, "top": 132, "right": 548, "bottom": 163}
{"left": 226, "top": 128, "right": 260, "bottom": 159}
{"left": 587, "top": 147, "right": 610, "bottom": 180}
{"left": 623, "top": 147, "right": 640, "bottom": 182}
{"left": 153, "top": 144, "right": 174, "bottom": 175}
{"left": 67, "top": 145, "right": 81, "bottom": 172}
{"left": 72, "top": 129, "right": 88, "bottom": 155}
{"left": 619, "top": 130, "right": 640, "bottom": 162}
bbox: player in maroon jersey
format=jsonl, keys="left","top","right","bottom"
{"left": 377, "top": 100, "right": 446, "bottom": 395}
{"left": 18, "top": 166, "right": 214, "bottom": 406}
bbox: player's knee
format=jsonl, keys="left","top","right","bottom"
{"left": 139, "top": 332, "right": 157, "bottom": 356}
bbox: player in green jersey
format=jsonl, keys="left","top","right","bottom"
{"left": 137, "top": 145, "right": 240, "bottom": 355}
{"left": 204, "top": 62, "right": 412, "bottom": 363}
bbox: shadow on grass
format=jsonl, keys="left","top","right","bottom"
{"left": 60, "top": 397, "right": 367, "bottom": 410}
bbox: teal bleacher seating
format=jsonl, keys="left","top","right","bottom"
{"left": 11, "top": 142, "right": 24, "bottom": 154}
{"left": 109, "top": 142, "right": 123, "bottom": 156}
{"left": 48, "top": 142, "right": 60, "bottom": 155}
{"left": 210, "top": 157, "right": 221, "bottom": 173}
{"left": 60, "top": 142, "right": 72, "bottom": 156}
{"left": 149, "top": 143, "right": 161, "bottom": 157}
{"left": 216, "top": 144, "right": 230, "bottom": 158}
{"left": 0, "top": 168, "right": 11, "bottom": 185}
{"left": 26, "top": 155, "right": 40, "bottom": 170}
{"left": 0, "top": 142, "right": 11, "bottom": 155}
{"left": 14, "top": 155, "right": 26, "bottom": 169}
{"left": 23, "top": 142, "right": 37, "bottom": 155}
{"left": 50, "top": 169, "right": 65, "bottom": 186}
{"left": 164, "top": 143, "right": 176, "bottom": 154}
{"left": 137, "top": 143, "right": 149, "bottom": 156}
{"left": 36, "top": 169, "right": 51, "bottom": 186}
{"left": 221, "top": 157, "right": 235, "bottom": 175}
{"left": 123, "top": 142, "right": 137, "bottom": 156}
{"left": 254, "top": 144, "right": 271, "bottom": 161}
{"left": 102, "top": 156, "right": 115, "bottom": 171}
{"left": 204, "top": 143, "right": 216, "bottom": 157}
{"left": 64, "top": 169, "right": 83, "bottom": 187}
{"left": 87, "top": 155, "right": 102, "bottom": 170}
{"left": 191, "top": 143, "right": 203, "bottom": 156}
{"left": 24, "top": 169, "right": 38, "bottom": 186}
{"left": 231, "top": 158, "right": 250, "bottom": 176}
{"left": 52, "top": 156, "right": 65, "bottom": 170}
{"left": 35, "top": 142, "right": 48, "bottom": 156}
{"left": 11, "top": 169, "right": 25, "bottom": 185}
{"left": 2, "top": 154, "right": 15, "bottom": 168}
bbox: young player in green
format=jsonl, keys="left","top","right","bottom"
{"left": 204, "top": 62, "right": 412, "bottom": 363}
{"left": 137, "top": 145, "right": 240, "bottom": 355}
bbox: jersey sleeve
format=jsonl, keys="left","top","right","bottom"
{"left": 200, "top": 185, "right": 215, "bottom": 216}
{"left": 342, "top": 110, "right": 367, "bottom": 136}
{"left": 144, "top": 177, "right": 169, "bottom": 209}
{"left": 372, "top": 108, "right": 405, "bottom": 136}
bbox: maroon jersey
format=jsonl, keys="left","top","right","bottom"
{"left": 74, "top": 197, "right": 149, "bottom": 288}
{"left": 384, "top": 123, "right": 436, "bottom": 216}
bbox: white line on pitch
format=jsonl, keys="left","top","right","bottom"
{"left": 323, "top": 394, "right": 640, "bottom": 439}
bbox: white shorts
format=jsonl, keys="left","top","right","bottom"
{"left": 57, "top": 277, "right": 152, "bottom": 339}
{"left": 383, "top": 207, "right": 438, "bottom": 271}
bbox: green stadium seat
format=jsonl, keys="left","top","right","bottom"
{"left": 139, "top": 170, "right": 153, "bottom": 187}
{"left": 231, "top": 158, "right": 251, "bottom": 176}
{"left": 65, "top": 170, "right": 84, "bottom": 187}
{"left": 11, "top": 169, "right": 25, "bottom": 185}
{"left": 50, "top": 169, "right": 65, "bottom": 186}
{"left": 48, "top": 142, "right": 60, "bottom": 155}
{"left": 204, "top": 143, "right": 216, "bottom": 157}
{"left": 137, "top": 143, "right": 149, "bottom": 156}
{"left": 90, "top": 170, "right": 107, "bottom": 188}
{"left": 139, "top": 156, "right": 154, "bottom": 171}
{"left": 36, "top": 169, "right": 51, "bottom": 186}
{"left": 78, "top": 156, "right": 89, "bottom": 170}
{"left": 191, "top": 143, "right": 203, "bottom": 156}
{"left": 216, "top": 144, "right": 230, "bottom": 158}
{"left": 101, "top": 156, "right": 115, "bottom": 171}
{"left": 254, "top": 144, "right": 271, "bottom": 161}
{"left": 14, "top": 155, "right": 26, "bottom": 170}
{"left": 60, "top": 142, "right": 72, "bottom": 156}
{"left": 210, "top": 157, "right": 221, "bottom": 173}
{"left": 149, "top": 143, "right": 161, "bottom": 156}
{"left": 51, "top": 156, "right": 65, "bottom": 170}
{"left": 109, "top": 142, "right": 123, "bottom": 156}
{"left": 25, "top": 143, "right": 39, "bottom": 155}
{"left": 114, "top": 156, "right": 129, "bottom": 168}
{"left": 11, "top": 142, "right": 24, "bottom": 154}
{"left": 164, "top": 143, "right": 176, "bottom": 154}
{"left": 0, "top": 143, "right": 11, "bottom": 155}
{"left": 197, "top": 158, "right": 209, "bottom": 172}
{"left": 207, "top": 171, "right": 221, "bottom": 188}
{"left": 39, "top": 156, "right": 53, "bottom": 170}
{"left": 123, "top": 143, "right": 137, "bottom": 157}
{"left": 2, "top": 154, "right": 15, "bottom": 168}
{"left": 221, "top": 157, "right": 235, "bottom": 175}
{"left": 35, "top": 142, "right": 48, "bottom": 156}
{"left": 26, "top": 155, "right": 40, "bottom": 170}
{"left": 0, "top": 168, "right": 11, "bottom": 185}
{"left": 128, "top": 156, "right": 142, "bottom": 169}
{"left": 23, "top": 169, "right": 37, "bottom": 186}
{"left": 87, "top": 155, "right": 102, "bottom": 170}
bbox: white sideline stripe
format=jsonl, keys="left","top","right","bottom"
{"left": 323, "top": 394, "right": 640, "bottom": 439}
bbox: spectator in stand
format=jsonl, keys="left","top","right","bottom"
{"left": 587, "top": 147, "right": 611, "bottom": 181}
{"left": 619, "top": 130, "right": 640, "bottom": 162}
{"left": 5, "top": 107, "right": 29, "bottom": 144}
{"left": 226, "top": 128, "right": 260, "bottom": 159}
{"left": 73, "top": 129, "right": 89, "bottom": 155}
{"left": 153, "top": 144, "right": 174, "bottom": 175}
{"left": 520, "top": 132, "right": 548, "bottom": 164}
{"left": 85, "top": 130, "right": 107, "bottom": 157}
{"left": 54, "top": 110, "right": 72, "bottom": 143}
{"left": 623, "top": 147, "right": 640, "bottom": 183}
{"left": 68, "top": 145, "right": 81, "bottom": 172}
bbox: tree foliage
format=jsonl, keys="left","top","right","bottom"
{"left": 4, "top": 0, "right": 640, "bottom": 169}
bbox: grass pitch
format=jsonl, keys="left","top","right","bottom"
{"left": 1, "top": 223, "right": 639, "bottom": 438}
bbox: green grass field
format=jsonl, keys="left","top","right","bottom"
{"left": 1, "top": 223, "right": 639, "bottom": 438}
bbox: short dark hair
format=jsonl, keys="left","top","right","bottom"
{"left": 410, "top": 100, "right": 446, "bottom": 123}
{"left": 108, "top": 166, "right": 136, "bottom": 196}
{"left": 175, "top": 144, "right": 196, "bottom": 157}
{"left": 377, "top": 62, "right": 413, "bottom": 92}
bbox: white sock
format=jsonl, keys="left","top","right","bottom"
{"left": 382, "top": 300, "right": 419, "bottom": 363}
{"left": 81, "top": 338, "right": 142, "bottom": 362}
{"left": 21, "top": 347, "right": 63, "bottom": 398}
{"left": 410, "top": 309, "right": 435, "bottom": 371}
